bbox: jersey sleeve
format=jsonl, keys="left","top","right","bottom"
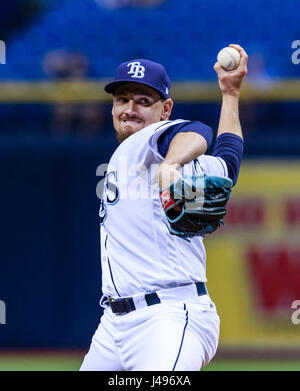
{"left": 212, "top": 133, "right": 244, "bottom": 185}
{"left": 148, "top": 120, "right": 213, "bottom": 161}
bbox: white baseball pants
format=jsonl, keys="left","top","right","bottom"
{"left": 80, "top": 286, "right": 220, "bottom": 371}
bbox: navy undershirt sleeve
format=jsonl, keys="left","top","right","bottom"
{"left": 157, "top": 121, "right": 213, "bottom": 158}
{"left": 212, "top": 133, "right": 244, "bottom": 185}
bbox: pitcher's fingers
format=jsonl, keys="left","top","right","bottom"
{"left": 213, "top": 61, "right": 226, "bottom": 75}
{"left": 229, "top": 44, "right": 248, "bottom": 66}
{"left": 229, "top": 43, "right": 247, "bottom": 54}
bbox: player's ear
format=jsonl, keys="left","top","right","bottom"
{"left": 161, "top": 98, "right": 173, "bottom": 121}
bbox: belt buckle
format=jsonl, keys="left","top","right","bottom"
{"left": 109, "top": 297, "right": 132, "bottom": 314}
{"left": 108, "top": 297, "right": 122, "bottom": 315}
{"left": 123, "top": 297, "right": 133, "bottom": 313}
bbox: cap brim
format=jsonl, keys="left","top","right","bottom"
{"left": 104, "top": 80, "right": 167, "bottom": 99}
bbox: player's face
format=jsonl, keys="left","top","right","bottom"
{"left": 112, "top": 83, "right": 173, "bottom": 143}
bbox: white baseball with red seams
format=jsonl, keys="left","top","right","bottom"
{"left": 217, "top": 46, "right": 241, "bottom": 70}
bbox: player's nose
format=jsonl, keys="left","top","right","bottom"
{"left": 123, "top": 99, "right": 138, "bottom": 115}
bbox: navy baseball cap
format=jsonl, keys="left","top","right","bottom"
{"left": 104, "top": 59, "right": 171, "bottom": 99}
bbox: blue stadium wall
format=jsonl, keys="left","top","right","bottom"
{"left": 0, "top": 137, "right": 119, "bottom": 348}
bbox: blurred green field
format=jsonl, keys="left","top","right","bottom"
{"left": 0, "top": 353, "right": 83, "bottom": 371}
{"left": 0, "top": 353, "right": 299, "bottom": 371}
{"left": 203, "top": 360, "right": 300, "bottom": 371}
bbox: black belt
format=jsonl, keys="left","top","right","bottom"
{"left": 108, "top": 282, "right": 207, "bottom": 314}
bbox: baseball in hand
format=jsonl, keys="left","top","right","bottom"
{"left": 217, "top": 47, "right": 241, "bottom": 70}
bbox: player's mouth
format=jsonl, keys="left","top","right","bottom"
{"left": 121, "top": 118, "right": 143, "bottom": 125}
{"left": 120, "top": 118, "right": 144, "bottom": 130}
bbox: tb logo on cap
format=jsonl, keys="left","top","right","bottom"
{"left": 127, "top": 62, "right": 145, "bottom": 79}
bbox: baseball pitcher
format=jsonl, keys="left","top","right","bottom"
{"left": 80, "top": 44, "right": 248, "bottom": 371}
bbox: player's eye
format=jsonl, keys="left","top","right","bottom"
{"left": 116, "top": 97, "right": 127, "bottom": 103}
{"left": 138, "top": 98, "right": 150, "bottom": 105}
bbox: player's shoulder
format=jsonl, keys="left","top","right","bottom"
{"left": 168, "top": 120, "right": 212, "bottom": 140}
{"left": 151, "top": 119, "right": 190, "bottom": 132}
{"left": 163, "top": 119, "right": 211, "bottom": 131}
{"left": 140, "top": 119, "right": 191, "bottom": 142}
{"left": 149, "top": 119, "right": 211, "bottom": 138}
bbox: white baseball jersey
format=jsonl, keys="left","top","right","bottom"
{"left": 99, "top": 119, "right": 228, "bottom": 298}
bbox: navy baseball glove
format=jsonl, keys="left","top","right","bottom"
{"left": 159, "top": 174, "right": 233, "bottom": 240}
